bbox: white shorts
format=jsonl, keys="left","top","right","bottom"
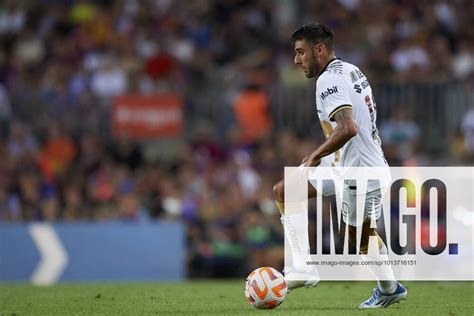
{"left": 299, "top": 160, "right": 385, "bottom": 226}
{"left": 301, "top": 155, "right": 337, "bottom": 196}
{"left": 341, "top": 185, "right": 383, "bottom": 227}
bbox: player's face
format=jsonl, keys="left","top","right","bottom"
{"left": 294, "top": 40, "right": 323, "bottom": 78}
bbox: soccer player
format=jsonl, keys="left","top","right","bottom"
{"left": 273, "top": 22, "right": 407, "bottom": 309}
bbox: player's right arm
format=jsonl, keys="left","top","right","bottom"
{"left": 304, "top": 108, "right": 357, "bottom": 167}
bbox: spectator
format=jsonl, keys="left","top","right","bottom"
{"left": 0, "top": 83, "right": 11, "bottom": 140}
{"left": 452, "top": 41, "right": 474, "bottom": 80}
{"left": 38, "top": 124, "right": 77, "bottom": 182}
{"left": 91, "top": 55, "right": 128, "bottom": 99}
{"left": 7, "top": 122, "right": 38, "bottom": 160}
{"left": 109, "top": 133, "right": 143, "bottom": 171}
{"left": 380, "top": 107, "right": 420, "bottom": 165}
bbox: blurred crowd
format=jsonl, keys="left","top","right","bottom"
{"left": 0, "top": 0, "right": 473, "bottom": 277}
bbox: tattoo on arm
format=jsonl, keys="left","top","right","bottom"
{"left": 333, "top": 108, "right": 354, "bottom": 124}
{"left": 333, "top": 108, "right": 357, "bottom": 138}
{"left": 309, "top": 107, "right": 357, "bottom": 163}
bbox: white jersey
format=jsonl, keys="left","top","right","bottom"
{"left": 315, "top": 58, "right": 387, "bottom": 169}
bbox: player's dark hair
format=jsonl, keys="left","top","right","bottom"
{"left": 291, "top": 22, "right": 334, "bottom": 51}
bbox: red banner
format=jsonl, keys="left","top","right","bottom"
{"left": 112, "top": 94, "right": 183, "bottom": 139}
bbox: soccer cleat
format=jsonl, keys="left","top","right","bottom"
{"left": 359, "top": 282, "right": 407, "bottom": 309}
{"left": 283, "top": 267, "right": 320, "bottom": 293}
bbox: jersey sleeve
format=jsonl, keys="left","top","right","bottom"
{"left": 317, "top": 73, "right": 352, "bottom": 121}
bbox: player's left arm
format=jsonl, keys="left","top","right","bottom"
{"left": 304, "top": 108, "right": 357, "bottom": 167}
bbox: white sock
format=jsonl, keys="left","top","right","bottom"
{"left": 281, "top": 216, "right": 293, "bottom": 272}
{"left": 282, "top": 211, "right": 311, "bottom": 272}
{"left": 361, "top": 241, "right": 398, "bottom": 294}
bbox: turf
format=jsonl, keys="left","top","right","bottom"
{"left": 0, "top": 281, "right": 472, "bottom": 315}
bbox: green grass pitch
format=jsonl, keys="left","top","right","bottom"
{"left": 0, "top": 281, "right": 472, "bottom": 315}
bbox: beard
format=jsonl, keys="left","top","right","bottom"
{"left": 305, "top": 57, "right": 321, "bottom": 78}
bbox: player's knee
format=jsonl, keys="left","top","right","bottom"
{"left": 273, "top": 180, "right": 284, "bottom": 203}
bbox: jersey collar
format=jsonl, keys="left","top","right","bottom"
{"left": 318, "top": 57, "right": 339, "bottom": 76}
